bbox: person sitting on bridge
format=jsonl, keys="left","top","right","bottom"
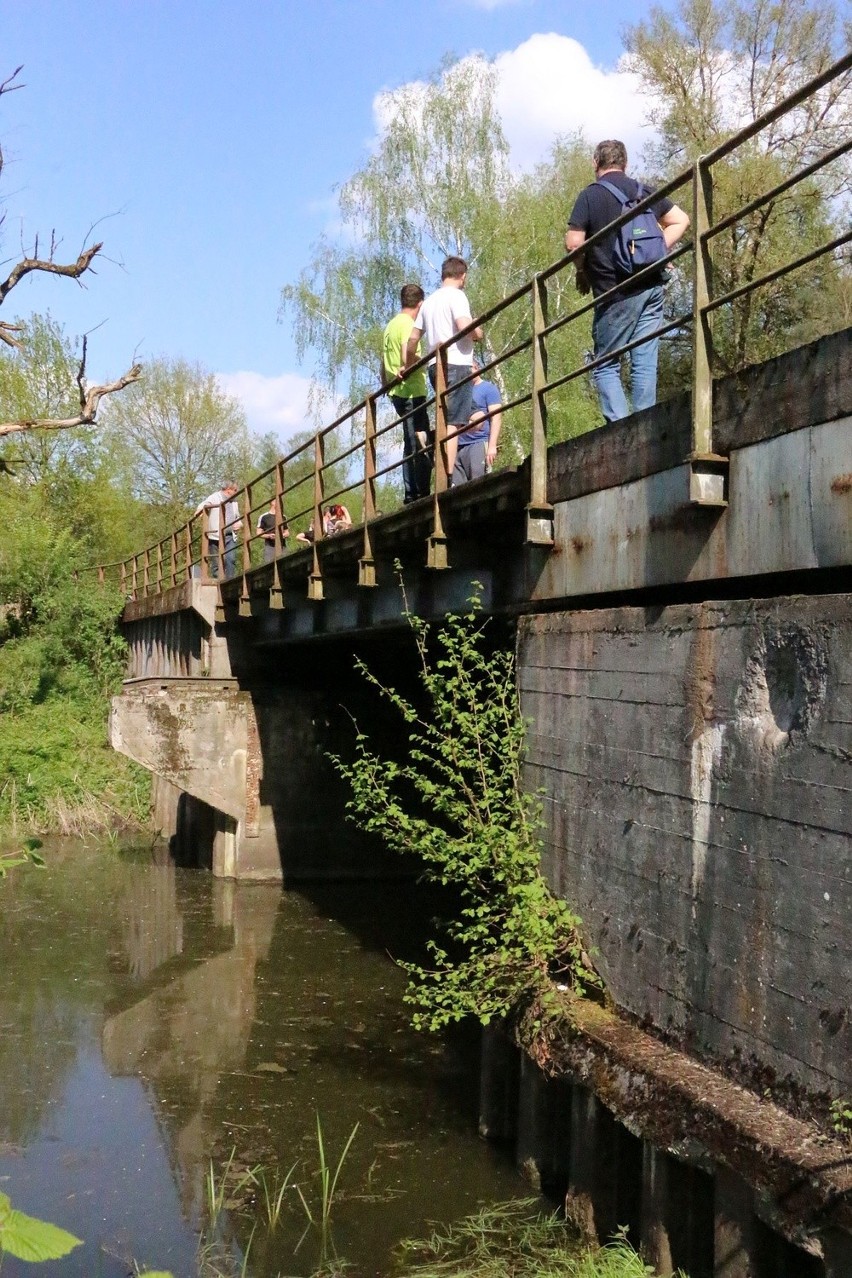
{"left": 194, "top": 481, "right": 242, "bottom": 578}
{"left": 324, "top": 503, "right": 352, "bottom": 535}
{"left": 453, "top": 358, "right": 502, "bottom": 486}
{"left": 256, "top": 498, "right": 289, "bottom": 563}
{"left": 296, "top": 503, "right": 352, "bottom": 544}
{"left": 565, "top": 139, "right": 689, "bottom": 423}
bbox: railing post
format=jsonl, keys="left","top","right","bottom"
{"left": 270, "top": 460, "right": 285, "bottom": 609}
{"left": 359, "top": 395, "right": 378, "bottom": 586}
{"left": 201, "top": 511, "right": 211, "bottom": 583}
{"left": 143, "top": 547, "right": 151, "bottom": 596}
{"left": 155, "top": 540, "right": 164, "bottom": 594}
{"left": 527, "top": 274, "right": 555, "bottom": 544}
{"left": 307, "top": 432, "right": 325, "bottom": 600}
{"left": 217, "top": 500, "right": 227, "bottom": 581}
{"left": 185, "top": 522, "right": 193, "bottom": 584}
{"left": 690, "top": 156, "right": 728, "bottom": 507}
{"left": 427, "top": 348, "right": 449, "bottom": 569}
{"left": 170, "top": 531, "right": 178, "bottom": 589}
{"left": 238, "top": 484, "right": 252, "bottom": 616}
{"left": 120, "top": 561, "right": 126, "bottom": 598}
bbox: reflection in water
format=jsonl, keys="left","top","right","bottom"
{"left": 0, "top": 843, "right": 527, "bottom": 1276}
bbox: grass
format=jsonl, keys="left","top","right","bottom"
{"left": 0, "top": 696, "right": 151, "bottom": 838}
{"left": 314, "top": 1115, "right": 360, "bottom": 1231}
{"left": 259, "top": 1160, "right": 301, "bottom": 1229}
{"left": 393, "top": 1202, "right": 689, "bottom": 1277}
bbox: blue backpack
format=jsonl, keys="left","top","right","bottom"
{"left": 596, "top": 179, "right": 667, "bottom": 279}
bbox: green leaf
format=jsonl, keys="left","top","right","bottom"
{"left": 0, "top": 1204, "right": 83, "bottom": 1262}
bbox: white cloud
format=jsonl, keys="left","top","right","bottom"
{"left": 367, "top": 35, "right": 656, "bottom": 179}
{"left": 494, "top": 33, "right": 654, "bottom": 171}
{"left": 217, "top": 370, "right": 314, "bottom": 443}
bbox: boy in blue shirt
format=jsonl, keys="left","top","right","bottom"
{"left": 453, "top": 359, "right": 501, "bottom": 485}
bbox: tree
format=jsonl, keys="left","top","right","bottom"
{"left": 0, "top": 314, "right": 97, "bottom": 480}
{"left": 0, "top": 67, "right": 140, "bottom": 439}
{"left": 624, "top": 0, "right": 852, "bottom": 373}
{"left": 280, "top": 57, "right": 599, "bottom": 457}
{"left": 102, "top": 356, "right": 253, "bottom": 531}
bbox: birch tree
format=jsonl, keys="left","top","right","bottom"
{"left": 280, "top": 57, "right": 598, "bottom": 454}
{"left": 625, "top": 0, "right": 852, "bottom": 372}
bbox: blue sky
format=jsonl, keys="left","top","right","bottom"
{"left": 1, "top": 1, "right": 665, "bottom": 442}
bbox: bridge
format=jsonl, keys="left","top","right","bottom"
{"left": 106, "top": 58, "right": 851, "bottom": 1278}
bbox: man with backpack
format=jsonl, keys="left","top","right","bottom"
{"left": 565, "top": 139, "right": 689, "bottom": 422}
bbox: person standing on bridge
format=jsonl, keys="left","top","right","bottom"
{"left": 195, "top": 481, "right": 242, "bottom": 578}
{"left": 382, "top": 283, "right": 432, "bottom": 504}
{"left": 453, "top": 359, "right": 502, "bottom": 486}
{"left": 405, "top": 256, "right": 483, "bottom": 483}
{"left": 565, "top": 140, "right": 689, "bottom": 423}
{"left": 257, "top": 497, "right": 289, "bottom": 564}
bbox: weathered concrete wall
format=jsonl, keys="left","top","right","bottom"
{"left": 518, "top": 593, "right": 851, "bottom": 1099}
{"left": 111, "top": 678, "right": 280, "bottom": 880}
{"left": 114, "top": 676, "right": 399, "bottom": 882}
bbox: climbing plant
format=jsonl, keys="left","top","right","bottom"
{"left": 332, "top": 587, "right": 596, "bottom": 1057}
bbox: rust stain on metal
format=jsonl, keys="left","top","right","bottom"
{"left": 830, "top": 473, "right": 852, "bottom": 494}
{"left": 570, "top": 536, "right": 587, "bottom": 554}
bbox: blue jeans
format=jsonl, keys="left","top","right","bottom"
{"left": 428, "top": 364, "right": 473, "bottom": 426}
{"left": 207, "top": 533, "right": 237, "bottom": 578}
{"left": 391, "top": 394, "right": 432, "bottom": 502}
{"left": 591, "top": 285, "right": 665, "bottom": 422}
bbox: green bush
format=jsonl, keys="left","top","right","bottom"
{"left": 333, "top": 588, "right": 597, "bottom": 1055}
{"left": 0, "top": 489, "right": 148, "bottom": 834}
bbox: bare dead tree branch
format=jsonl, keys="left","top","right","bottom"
{"left": 0, "top": 65, "right": 143, "bottom": 443}
{"left": 0, "top": 319, "right": 23, "bottom": 348}
{"left": 0, "top": 240, "right": 103, "bottom": 308}
{"left": 0, "top": 339, "right": 143, "bottom": 438}
{"left": 0, "top": 67, "right": 24, "bottom": 97}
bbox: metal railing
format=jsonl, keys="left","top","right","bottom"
{"left": 104, "top": 51, "right": 851, "bottom": 603}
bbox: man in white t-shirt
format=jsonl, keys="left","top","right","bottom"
{"left": 405, "top": 255, "right": 483, "bottom": 480}
{"left": 194, "top": 481, "right": 242, "bottom": 578}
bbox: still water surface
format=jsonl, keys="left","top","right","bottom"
{"left": 0, "top": 842, "right": 530, "bottom": 1277}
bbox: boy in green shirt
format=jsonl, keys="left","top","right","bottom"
{"left": 382, "top": 284, "right": 431, "bottom": 503}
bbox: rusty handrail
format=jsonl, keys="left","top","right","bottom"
{"left": 100, "top": 52, "right": 851, "bottom": 598}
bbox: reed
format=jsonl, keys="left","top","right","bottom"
{"left": 259, "top": 1160, "right": 300, "bottom": 1229}
{"left": 314, "top": 1114, "right": 360, "bottom": 1231}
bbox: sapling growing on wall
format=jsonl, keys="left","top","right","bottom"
{"left": 332, "top": 586, "right": 597, "bottom": 1060}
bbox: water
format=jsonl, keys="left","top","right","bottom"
{"left": 0, "top": 841, "right": 531, "bottom": 1277}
